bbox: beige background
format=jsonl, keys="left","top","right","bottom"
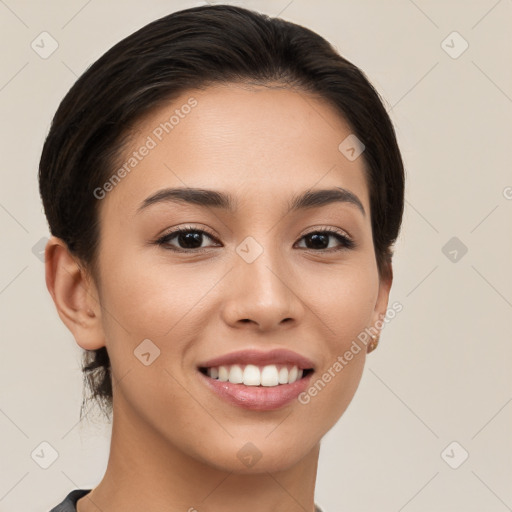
{"left": 1, "top": 0, "right": 511, "bottom": 511}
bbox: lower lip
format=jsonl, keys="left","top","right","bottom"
{"left": 198, "top": 370, "right": 314, "bottom": 411}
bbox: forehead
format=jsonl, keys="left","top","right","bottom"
{"left": 100, "top": 83, "right": 370, "bottom": 219}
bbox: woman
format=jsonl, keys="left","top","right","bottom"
{"left": 40, "top": 4, "right": 405, "bottom": 511}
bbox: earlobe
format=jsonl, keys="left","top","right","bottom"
{"left": 44, "top": 236, "right": 106, "bottom": 350}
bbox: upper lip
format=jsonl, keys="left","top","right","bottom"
{"left": 197, "top": 348, "right": 315, "bottom": 370}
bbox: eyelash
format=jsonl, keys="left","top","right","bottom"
{"left": 154, "top": 225, "right": 356, "bottom": 253}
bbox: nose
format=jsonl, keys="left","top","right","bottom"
{"left": 220, "top": 242, "right": 305, "bottom": 332}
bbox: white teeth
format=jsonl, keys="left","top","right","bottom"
{"left": 206, "top": 364, "right": 305, "bottom": 386}
{"left": 218, "top": 366, "right": 229, "bottom": 382}
{"left": 243, "top": 364, "right": 261, "bottom": 386}
{"left": 228, "top": 365, "right": 243, "bottom": 384}
{"left": 261, "top": 365, "right": 279, "bottom": 386}
{"left": 288, "top": 366, "right": 298, "bottom": 383}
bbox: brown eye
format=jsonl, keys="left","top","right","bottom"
{"left": 156, "top": 227, "right": 220, "bottom": 252}
{"left": 296, "top": 229, "right": 355, "bottom": 251}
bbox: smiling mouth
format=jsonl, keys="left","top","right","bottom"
{"left": 198, "top": 364, "right": 314, "bottom": 387}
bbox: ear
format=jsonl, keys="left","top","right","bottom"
{"left": 369, "top": 262, "right": 393, "bottom": 348}
{"left": 44, "top": 236, "right": 106, "bottom": 350}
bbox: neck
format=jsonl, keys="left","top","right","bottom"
{"left": 77, "top": 395, "right": 320, "bottom": 512}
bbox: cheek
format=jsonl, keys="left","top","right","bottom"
{"left": 298, "top": 349, "right": 366, "bottom": 437}
{"left": 301, "top": 259, "right": 379, "bottom": 339}
{"left": 99, "top": 253, "right": 220, "bottom": 339}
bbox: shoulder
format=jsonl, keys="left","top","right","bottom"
{"left": 48, "top": 489, "right": 92, "bottom": 512}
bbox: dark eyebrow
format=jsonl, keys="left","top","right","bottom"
{"left": 137, "top": 187, "right": 237, "bottom": 213}
{"left": 288, "top": 187, "right": 365, "bottom": 216}
{"left": 137, "top": 186, "right": 365, "bottom": 217}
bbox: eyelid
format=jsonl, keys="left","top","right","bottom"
{"left": 156, "top": 223, "right": 218, "bottom": 241}
{"left": 300, "top": 224, "right": 352, "bottom": 240}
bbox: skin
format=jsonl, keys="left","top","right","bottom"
{"left": 45, "top": 83, "right": 392, "bottom": 512}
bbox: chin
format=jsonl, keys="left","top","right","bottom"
{"left": 190, "top": 428, "right": 320, "bottom": 474}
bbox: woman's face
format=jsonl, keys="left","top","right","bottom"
{"left": 90, "top": 83, "right": 391, "bottom": 472}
